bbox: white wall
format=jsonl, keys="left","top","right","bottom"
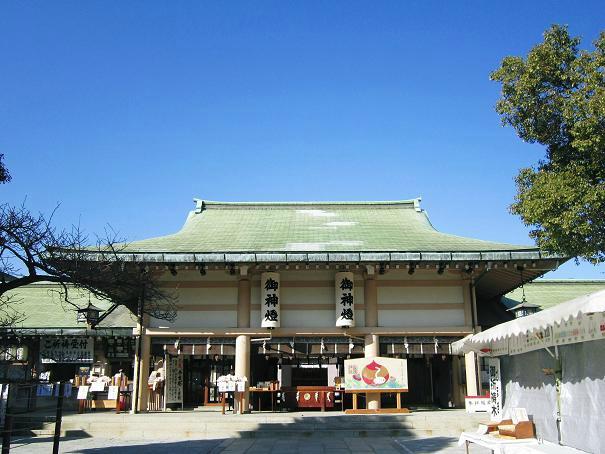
{"left": 252, "top": 270, "right": 365, "bottom": 328}
{"left": 377, "top": 285, "right": 465, "bottom": 327}
{"left": 150, "top": 311, "right": 237, "bottom": 329}
{"left": 378, "top": 309, "right": 464, "bottom": 327}
{"left": 155, "top": 268, "right": 466, "bottom": 330}
{"left": 152, "top": 271, "right": 238, "bottom": 328}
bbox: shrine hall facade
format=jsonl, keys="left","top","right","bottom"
{"left": 116, "top": 199, "right": 562, "bottom": 412}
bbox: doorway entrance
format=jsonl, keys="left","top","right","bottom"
{"left": 182, "top": 356, "right": 235, "bottom": 407}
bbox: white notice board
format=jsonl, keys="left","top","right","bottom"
{"left": 77, "top": 386, "right": 90, "bottom": 400}
{"left": 107, "top": 386, "right": 119, "bottom": 401}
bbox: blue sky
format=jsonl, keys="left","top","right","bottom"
{"left": 1, "top": 1, "right": 603, "bottom": 279}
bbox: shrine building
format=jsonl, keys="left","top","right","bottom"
{"left": 117, "top": 198, "right": 562, "bottom": 412}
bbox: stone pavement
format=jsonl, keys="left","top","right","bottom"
{"left": 9, "top": 435, "right": 493, "bottom": 453}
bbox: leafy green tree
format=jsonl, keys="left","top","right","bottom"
{"left": 491, "top": 25, "right": 605, "bottom": 264}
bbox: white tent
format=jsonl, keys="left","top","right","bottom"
{"left": 452, "top": 289, "right": 605, "bottom": 356}
{"left": 452, "top": 289, "right": 605, "bottom": 453}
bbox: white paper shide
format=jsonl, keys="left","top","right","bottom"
{"left": 217, "top": 374, "right": 247, "bottom": 393}
{"left": 335, "top": 272, "right": 355, "bottom": 327}
{"left": 261, "top": 272, "right": 280, "bottom": 328}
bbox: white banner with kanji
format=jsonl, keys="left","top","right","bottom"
{"left": 487, "top": 357, "right": 502, "bottom": 421}
{"left": 261, "top": 272, "right": 280, "bottom": 328}
{"left": 335, "top": 272, "right": 355, "bottom": 327}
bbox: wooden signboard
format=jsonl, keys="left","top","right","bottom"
{"left": 344, "top": 357, "right": 408, "bottom": 390}
{"left": 164, "top": 355, "right": 184, "bottom": 407}
{"left": 344, "top": 357, "right": 409, "bottom": 414}
{"left": 40, "top": 336, "right": 93, "bottom": 364}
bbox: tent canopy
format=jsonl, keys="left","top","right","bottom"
{"left": 452, "top": 289, "right": 605, "bottom": 355}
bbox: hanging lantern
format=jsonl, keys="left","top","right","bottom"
{"left": 508, "top": 266, "right": 541, "bottom": 318}
{"left": 76, "top": 303, "right": 102, "bottom": 325}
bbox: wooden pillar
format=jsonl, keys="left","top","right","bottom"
{"left": 237, "top": 279, "right": 251, "bottom": 328}
{"left": 451, "top": 355, "right": 464, "bottom": 407}
{"left": 364, "top": 266, "right": 377, "bottom": 327}
{"left": 365, "top": 334, "right": 380, "bottom": 410}
{"left": 471, "top": 282, "right": 479, "bottom": 332}
{"left": 131, "top": 329, "right": 141, "bottom": 413}
{"left": 462, "top": 282, "right": 473, "bottom": 327}
{"left": 235, "top": 335, "right": 250, "bottom": 413}
{"left": 135, "top": 331, "right": 151, "bottom": 412}
{"left": 464, "top": 352, "right": 479, "bottom": 397}
{"left": 237, "top": 266, "right": 251, "bottom": 328}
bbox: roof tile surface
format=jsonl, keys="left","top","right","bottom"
{"left": 502, "top": 280, "right": 605, "bottom": 310}
{"left": 5, "top": 283, "right": 136, "bottom": 329}
{"left": 123, "top": 200, "right": 535, "bottom": 254}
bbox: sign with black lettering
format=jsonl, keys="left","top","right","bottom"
{"left": 165, "top": 355, "right": 184, "bottom": 406}
{"left": 335, "top": 272, "right": 355, "bottom": 327}
{"left": 261, "top": 272, "right": 280, "bottom": 328}
{"left": 40, "top": 336, "right": 93, "bottom": 364}
{"left": 488, "top": 357, "right": 502, "bottom": 421}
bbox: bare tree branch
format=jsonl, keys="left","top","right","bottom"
{"left": 0, "top": 154, "right": 10, "bottom": 184}
{"left": 0, "top": 202, "right": 176, "bottom": 326}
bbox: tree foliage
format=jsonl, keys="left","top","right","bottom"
{"left": 491, "top": 25, "right": 605, "bottom": 263}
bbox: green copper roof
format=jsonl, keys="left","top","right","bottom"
{"left": 4, "top": 282, "right": 136, "bottom": 330}
{"left": 123, "top": 199, "right": 537, "bottom": 254}
{"left": 502, "top": 279, "right": 605, "bottom": 311}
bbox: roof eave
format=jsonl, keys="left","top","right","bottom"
{"left": 109, "top": 250, "right": 562, "bottom": 264}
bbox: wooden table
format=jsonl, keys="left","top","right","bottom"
{"left": 249, "top": 388, "right": 280, "bottom": 412}
{"left": 458, "top": 432, "right": 538, "bottom": 454}
{"left": 77, "top": 393, "right": 129, "bottom": 414}
{"left": 344, "top": 388, "right": 410, "bottom": 414}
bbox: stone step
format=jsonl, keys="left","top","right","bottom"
{"left": 28, "top": 427, "right": 463, "bottom": 439}
{"left": 52, "top": 419, "right": 481, "bottom": 431}
{"left": 26, "top": 423, "right": 480, "bottom": 439}
{"left": 14, "top": 410, "right": 488, "bottom": 440}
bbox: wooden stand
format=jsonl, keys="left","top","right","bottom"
{"left": 220, "top": 391, "right": 243, "bottom": 415}
{"left": 249, "top": 388, "right": 279, "bottom": 412}
{"left": 147, "top": 383, "right": 164, "bottom": 411}
{"left": 221, "top": 392, "right": 227, "bottom": 415}
{"left": 344, "top": 389, "right": 410, "bottom": 414}
{"left": 77, "top": 389, "right": 130, "bottom": 414}
{"left": 494, "top": 420, "right": 535, "bottom": 439}
{"left": 235, "top": 391, "right": 244, "bottom": 414}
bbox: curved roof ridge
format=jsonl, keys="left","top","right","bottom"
{"left": 120, "top": 196, "right": 544, "bottom": 254}
{"left": 193, "top": 198, "right": 422, "bottom": 211}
